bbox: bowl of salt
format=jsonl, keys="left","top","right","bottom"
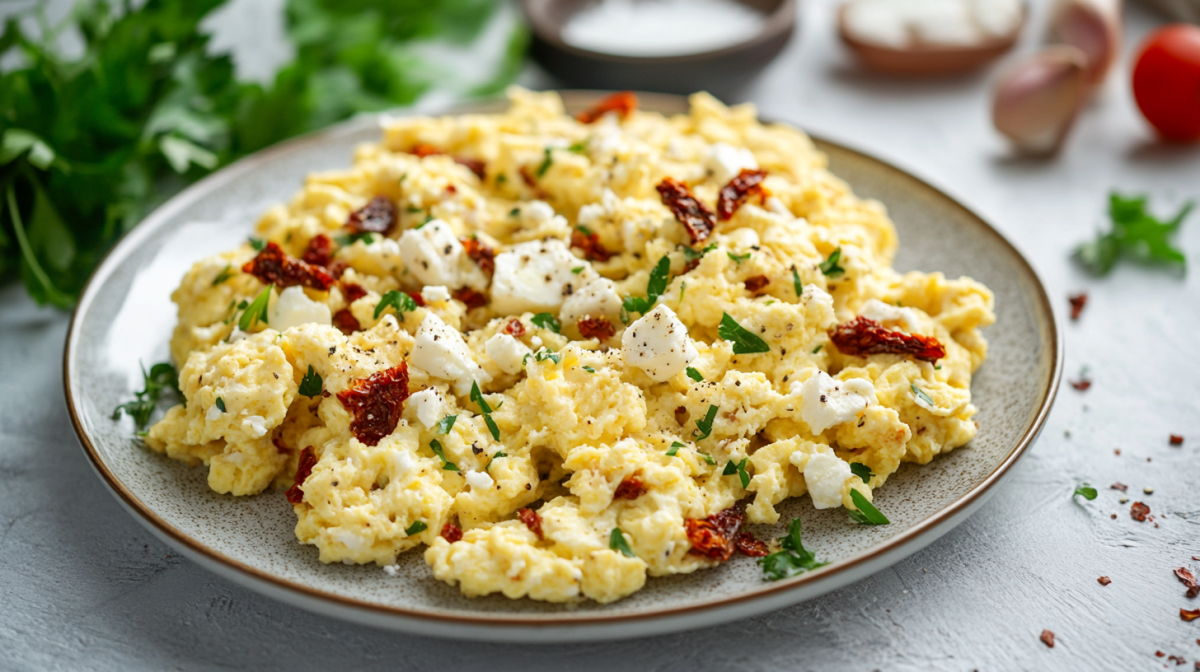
{"left": 522, "top": 0, "right": 796, "bottom": 96}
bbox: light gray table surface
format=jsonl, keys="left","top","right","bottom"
{"left": 3, "top": 1, "right": 1199, "bottom": 670}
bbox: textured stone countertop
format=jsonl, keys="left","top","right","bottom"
{"left": 2, "top": 0, "right": 1199, "bottom": 669}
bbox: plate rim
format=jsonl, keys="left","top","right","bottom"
{"left": 62, "top": 91, "right": 1063, "bottom": 634}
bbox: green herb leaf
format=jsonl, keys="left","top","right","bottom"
{"left": 849, "top": 463, "right": 873, "bottom": 483}
{"left": 238, "top": 286, "right": 272, "bottom": 332}
{"left": 470, "top": 381, "right": 501, "bottom": 441}
{"left": 582, "top": 366, "right": 596, "bottom": 373}
{"left": 718, "top": 313, "right": 770, "bottom": 354}
{"left": 681, "top": 244, "right": 717, "bottom": 263}
{"left": 1073, "top": 484, "right": 1098, "bottom": 500}
{"left": 112, "top": 361, "right": 182, "bottom": 427}
{"left": 679, "top": 280, "right": 687, "bottom": 304}
{"left": 299, "top": 365, "right": 323, "bottom": 397}
{"left": 609, "top": 527, "right": 636, "bottom": 558}
{"left": 1074, "top": 193, "right": 1193, "bottom": 275}
{"left": 760, "top": 517, "right": 826, "bottom": 581}
{"left": 791, "top": 265, "right": 803, "bottom": 296}
{"left": 509, "top": 207, "right": 520, "bottom": 217}
{"left": 536, "top": 147, "right": 553, "bottom": 177}
{"left": 623, "top": 255, "right": 672, "bottom": 316}
{"left": 375, "top": 290, "right": 417, "bottom": 319}
{"left": 847, "top": 489, "right": 890, "bottom": 525}
{"left": 435, "top": 415, "right": 457, "bottom": 435}
{"left": 535, "top": 349, "right": 561, "bottom": 364}
{"left": 811, "top": 344, "right": 823, "bottom": 354}
{"left": 685, "top": 366, "right": 704, "bottom": 382}
{"left": 911, "top": 384, "right": 934, "bottom": 407}
{"left": 726, "top": 251, "right": 751, "bottom": 263}
{"left": 334, "top": 231, "right": 375, "bottom": 246}
{"left": 211, "top": 265, "right": 234, "bottom": 286}
{"left": 819, "top": 248, "right": 845, "bottom": 278}
{"left": 215, "top": 397, "right": 227, "bottom": 413}
{"left": 571, "top": 266, "right": 584, "bottom": 274}
{"left": 694, "top": 404, "right": 719, "bottom": 441}
{"left": 405, "top": 521, "right": 428, "bottom": 536}
{"left": 698, "top": 451, "right": 717, "bottom": 466}
{"left": 249, "top": 238, "right": 267, "bottom": 252}
{"left": 723, "top": 458, "right": 751, "bottom": 489}
{"left": 531, "top": 312, "right": 562, "bottom": 333}
{"left": 486, "top": 451, "right": 507, "bottom": 470}
{"left": 568, "top": 141, "right": 587, "bottom": 154}
{"left": 429, "top": 439, "right": 460, "bottom": 472}
{"left": 666, "top": 441, "right": 685, "bottom": 457}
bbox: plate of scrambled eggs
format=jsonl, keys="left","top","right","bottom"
{"left": 65, "top": 89, "right": 1060, "bottom": 641}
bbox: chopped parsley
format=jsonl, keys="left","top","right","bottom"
{"left": 726, "top": 251, "right": 751, "bottom": 263}
{"left": 334, "top": 231, "right": 375, "bottom": 247}
{"left": 609, "top": 527, "right": 636, "bottom": 558}
{"left": 298, "top": 365, "right": 323, "bottom": 397}
{"left": 509, "top": 207, "right": 520, "bottom": 217}
{"left": 470, "top": 381, "right": 500, "bottom": 441}
{"left": 374, "top": 290, "right": 417, "bottom": 319}
{"left": 694, "top": 404, "right": 718, "bottom": 441}
{"left": 404, "top": 521, "right": 428, "bottom": 536}
{"left": 848, "top": 490, "right": 890, "bottom": 525}
{"left": 819, "top": 247, "right": 845, "bottom": 278}
{"left": 1075, "top": 193, "right": 1193, "bottom": 275}
{"left": 1073, "top": 483, "right": 1098, "bottom": 500}
{"left": 111, "top": 361, "right": 182, "bottom": 427}
{"left": 536, "top": 147, "right": 553, "bottom": 177}
{"left": 215, "top": 397, "right": 226, "bottom": 413}
{"left": 718, "top": 313, "right": 770, "bottom": 354}
{"left": 571, "top": 266, "right": 585, "bottom": 274}
{"left": 534, "top": 349, "right": 561, "bottom": 364}
{"left": 405, "top": 205, "right": 423, "bottom": 214}
{"left": 568, "top": 141, "right": 587, "bottom": 154}
{"left": 849, "top": 463, "right": 873, "bottom": 483}
{"left": 486, "top": 451, "right": 507, "bottom": 471}
{"left": 211, "top": 265, "right": 233, "bottom": 286}
{"left": 429, "top": 439, "right": 459, "bottom": 472}
{"left": 681, "top": 243, "right": 717, "bottom": 263}
{"left": 666, "top": 441, "right": 686, "bottom": 457}
{"left": 911, "top": 384, "right": 934, "bottom": 407}
{"left": 791, "top": 265, "right": 802, "bottom": 296}
{"left": 623, "top": 254, "right": 671, "bottom": 316}
{"left": 759, "top": 517, "right": 826, "bottom": 581}
{"left": 531, "top": 312, "right": 562, "bottom": 333}
{"left": 434, "top": 415, "right": 456, "bottom": 435}
{"left": 248, "top": 237, "right": 266, "bottom": 251}
{"left": 238, "top": 285, "right": 271, "bottom": 332}
{"left": 679, "top": 280, "right": 687, "bottom": 304}
{"left": 685, "top": 366, "right": 704, "bottom": 382}
{"left": 575, "top": 224, "right": 592, "bottom": 236}
{"left": 811, "top": 344, "right": 823, "bottom": 354}
{"left": 723, "top": 458, "right": 751, "bottom": 489}
{"left": 582, "top": 366, "right": 596, "bottom": 373}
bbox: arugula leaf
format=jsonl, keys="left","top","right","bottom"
{"left": 404, "top": 521, "right": 428, "bottom": 536}
{"left": 1074, "top": 193, "right": 1193, "bottom": 275}
{"left": 1073, "top": 483, "right": 1098, "bottom": 500}
{"left": 694, "top": 404, "right": 718, "bottom": 441}
{"left": 910, "top": 384, "right": 934, "bottom": 408}
{"left": 847, "top": 489, "right": 889, "bottom": 525}
{"left": 239, "top": 286, "right": 272, "bottom": 332}
{"left": 685, "top": 366, "right": 704, "bottom": 382}
{"left": 723, "top": 458, "right": 751, "bottom": 489}
{"left": 530, "top": 312, "right": 561, "bottom": 333}
{"left": 849, "top": 463, "right": 873, "bottom": 483}
{"left": 609, "top": 527, "right": 636, "bottom": 558}
{"left": 429, "top": 439, "right": 460, "bottom": 472}
{"left": 374, "top": 290, "right": 417, "bottom": 319}
{"left": 435, "top": 415, "right": 457, "bottom": 435}
{"left": 623, "top": 254, "right": 671, "bottom": 315}
{"left": 760, "top": 517, "right": 826, "bottom": 581}
{"left": 791, "top": 265, "right": 803, "bottom": 297}
{"left": 819, "top": 248, "right": 845, "bottom": 278}
{"left": 112, "top": 362, "right": 182, "bottom": 427}
{"left": 298, "top": 365, "right": 323, "bottom": 397}
{"left": 718, "top": 313, "right": 770, "bottom": 354}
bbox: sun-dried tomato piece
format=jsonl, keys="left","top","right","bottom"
{"left": 743, "top": 275, "right": 770, "bottom": 294}
{"left": 613, "top": 476, "right": 646, "bottom": 500}
{"left": 410, "top": 143, "right": 441, "bottom": 158}
{"left": 685, "top": 505, "right": 744, "bottom": 562}
{"left": 272, "top": 435, "right": 291, "bottom": 455}
{"left": 735, "top": 531, "right": 770, "bottom": 557}
{"left": 301, "top": 234, "right": 335, "bottom": 267}
{"left": 327, "top": 261, "right": 349, "bottom": 279}
{"left": 332, "top": 308, "right": 360, "bottom": 334}
{"left": 1068, "top": 293, "right": 1087, "bottom": 320}
{"left": 1039, "top": 630, "right": 1055, "bottom": 648}
{"left": 1171, "top": 434, "right": 1185, "bottom": 446}
{"left": 1111, "top": 482, "right": 1128, "bottom": 492}
{"left": 1098, "top": 576, "right": 1112, "bottom": 586}
{"left": 1070, "top": 378, "right": 1092, "bottom": 391}
{"left": 570, "top": 228, "right": 614, "bottom": 262}
{"left": 453, "top": 287, "right": 488, "bottom": 310}
{"left": 503, "top": 318, "right": 526, "bottom": 337}
{"left": 1176, "top": 568, "right": 1200, "bottom": 598}
{"left": 406, "top": 290, "right": 426, "bottom": 307}
{"left": 517, "top": 507, "right": 543, "bottom": 539}
{"left": 461, "top": 237, "right": 496, "bottom": 276}
{"left": 441, "top": 522, "right": 464, "bottom": 543}
{"left": 829, "top": 316, "right": 947, "bottom": 363}
{"left": 1182, "top": 608, "right": 1200, "bottom": 622}
{"left": 341, "top": 282, "right": 368, "bottom": 304}
{"left": 576, "top": 91, "right": 638, "bottom": 124}
{"left": 1131, "top": 501, "right": 1151, "bottom": 521}
{"left": 717, "top": 169, "right": 768, "bottom": 221}
{"left": 519, "top": 165, "right": 537, "bottom": 187}
{"left": 346, "top": 196, "right": 396, "bottom": 235}
{"left": 285, "top": 446, "right": 317, "bottom": 504}
{"left": 657, "top": 177, "right": 716, "bottom": 245}
{"left": 455, "top": 157, "right": 486, "bottom": 180}
{"left": 242, "top": 242, "right": 335, "bottom": 291}
{"left": 336, "top": 364, "right": 409, "bottom": 447}
{"left": 578, "top": 316, "right": 616, "bottom": 341}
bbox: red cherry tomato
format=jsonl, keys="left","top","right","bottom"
{"left": 1132, "top": 24, "right": 1200, "bottom": 142}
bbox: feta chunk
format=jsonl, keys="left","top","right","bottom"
{"left": 622, "top": 305, "right": 698, "bottom": 382}
{"left": 798, "top": 371, "right": 877, "bottom": 434}
{"left": 206, "top": 403, "right": 223, "bottom": 422}
{"left": 464, "top": 469, "right": 495, "bottom": 490}
{"left": 408, "top": 388, "right": 449, "bottom": 429}
{"left": 268, "top": 286, "right": 332, "bottom": 333}
{"left": 410, "top": 312, "right": 492, "bottom": 395}
{"left": 859, "top": 298, "right": 920, "bottom": 331}
{"left": 704, "top": 143, "right": 758, "bottom": 185}
{"left": 485, "top": 333, "right": 532, "bottom": 375}
{"left": 398, "top": 219, "right": 470, "bottom": 288}
{"left": 803, "top": 451, "right": 852, "bottom": 509}
{"left": 521, "top": 200, "right": 556, "bottom": 224}
{"left": 421, "top": 285, "right": 452, "bottom": 304}
{"left": 241, "top": 415, "right": 268, "bottom": 438}
{"left": 560, "top": 277, "right": 623, "bottom": 326}
{"left": 490, "top": 239, "right": 594, "bottom": 314}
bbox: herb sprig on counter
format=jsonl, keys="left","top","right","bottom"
{"left": 1075, "top": 193, "right": 1193, "bottom": 275}
{"left": 112, "top": 362, "right": 182, "bottom": 428}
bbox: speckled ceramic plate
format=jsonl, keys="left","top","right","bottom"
{"left": 64, "top": 92, "right": 1061, "bottom": 642}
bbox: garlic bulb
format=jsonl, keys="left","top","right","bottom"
{"left": 992, "top": 46, "right": 1089, "bottom": 154}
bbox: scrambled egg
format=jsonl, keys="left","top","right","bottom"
{"left": 146, "top": 88, "right": 995, "bottom": 603}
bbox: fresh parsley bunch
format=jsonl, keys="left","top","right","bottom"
{"left": 1075, "top": 193, "right": 1193, "bottom": 276}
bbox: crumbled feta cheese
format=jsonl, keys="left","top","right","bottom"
{"left": 421, "top": 285, "right": 452, "bottom": 303}
{"left": 206, "top": 403, "right": 223, "bottom": 422}
{"left": 410, "top": 312, "right": 492, "bottom": 395}
{"left": 242, "top": 415, "right": 269, "bottom": 438}
{"left": 577, "top": 189, "right": 621, "bottom": 228}
{"left": 267, "top": 286, "right": 332, "bottom": 332}
{"left": 560, "top": 277, "right": 623, "bottom": 326}
{"left": 705, "top": 142, "right": 758, "bottom": 185}
{"left": 508, "top": 557, "right": 526, "bottom": 579}
{"left": 332, "top": 528, "right": 368, "bottom": 552}
{"left": 588, "top": 116, "right": 625, "bottom": 155}
{"left": 227, "top": 327, "right": 251, "bottom": 344}
{"left": 798, "top": 371, "right": 877, "bottom": 434}
{"left": 398, "top": 219, "right": 471, "bottom": 288}
{"left": 490, "top": 239, "right": 594, "bottom": 314}
{"left": 764, "top": 196, "right": 792, "bottom": 217}
{"left": 859, "top": 298, "right": 920, "bottom": 331}
{"left": 801, "top": 284, "right": 835, "bottom": 315}
{"left": 464, "top": 469, "right": 495, "bottom": 490}
{"left": 803, "top": 451, "right": 853, "bottom": 509}
{"left": 382, "top": 564, "right": 399, "bottom": 577}
{"left": 485, "top": 333, "right": 532, "bottom": 375}
{"left": 387, "top": 448, "right": 415, "bottom": 475}
{"left": 621, "top": 305, "right": 698, "bottom": 382}
{"left": 408, "top": 388, "right": 448, "bottom": 429}
{"left": 521, "top": 200, "right": 556, "bottom": 224}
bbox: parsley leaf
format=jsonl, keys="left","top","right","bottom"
{"left": 760, "top": 517, "right": 826, "bottom": 581}
{"left": 429, "top": 439, "right": 460, "bottom": 472}
{"left": 582, "top": 366, "right": 596, "bottom": 373}
{"left": 685, "top": 366, "right": 704, "bottom": 382}
{"left": 571, "top": 266, "right": 584, "bottom": 274}
{"left": 847, "top": 489, "right": 890, "bottom": 525}
{"left": 568, "top": 141, "right": 587, "bottom": 154}
{"left": 666, "top": 441, "right": 685, "bottom": 457}
{"left": 298, "top": 365, "right": 323, "bottom": 397}
{"left": 404, "top": 521, "right": 428, "bottom": 536}
{"left": 215, "top": 397, "right": 227, "bottom": 413}
{"left": 534, "top": 349, "right": 561, "bottom": 364}
{"left": 1073, "top": 483, "right": 1098, "bottom": 500}
{"left": 819, "top": 248, "right": 845, "bottom": 278}
{"left": 334, "top": 231, "right": 376, "bottom": 247}
{"left": 911, "top": 384, "right": 934, "bottom": 407}
{"left": 681, "top": 243, "right": 717, "bottom": 263}
{"left": 812, "top": 344, "right": 823, "bottom": 354}
{"left": 536, "top": 147, "right": 553, "bottom": 177}
{"left": 694, "top": 404, "right": 719, "bottom": 441}
{"left": 849, "top": 463, "right": 873, "bottom": 483}
{"left": 531, "top": 312, "right": 561, "bottom": 333}
{"left": 211, "top": 265, "right": 234, "bottom": 286}
{"left": 374, "top": 290, "right": 417, "bottom": 319}
{"left": 435, "top": 415, "right": 457, "bottom": 435}
{"left": 486, "top": 451, "right": 507, "bottom": 471}
{"left": 470, "top": 381, "right": 500, "bottom": 441}
{"left": 1075, "top": 193, "right": 1193, "bottom": 275}
{"left": 723, "top": 458, "right": 751, "bottom": 489}
{"left": 791, "top": 265, "right": 803, "bottom": 296}
{"left": 727, "top": 251, "right": 752, "bottom": 263}
{"left": 238, "top": 286, "right": 271, "bottom": 332}
{"left": 112, "top": 362, "right": 182, "bottom": 428}
{"left": 718, "top": 313, "right": 770, "bottom": 354}
{"left": 248, "top": 237, "right": 267, "bottom": 252}
{"left": 623, "top": 254, "right": 671, "bottom": 315}
{"left": 609, "top": 527, "right": 636, "bottom": 558}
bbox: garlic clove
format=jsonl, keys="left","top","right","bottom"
{"left": 992, "top": 45, "right": 1090, "bottom": 154}
{"left": 1050, "top": 0, "right": 1122, "bottom": 87}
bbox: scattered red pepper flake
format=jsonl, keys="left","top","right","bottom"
{"left": 1098, "top": 576, "right": 1112, "bottom": 586}
{"left": 716, "top": 168, "right": 768, "bottom": 221}
{"left": 1112, "top": 482, "right": 1128, "bottom": 492}
{"left": 613, "top": 476, "right": 647, "bottom": 500}
{"left": 1171, "top": 434, "right": 1185, "bottom": 446}
{"left": 336, "top": 364, "right": 410, "bottom": 447}
{"left": 301, "top": 234, "right": 335, "bottom": 267}
{"left": 452, "top": 287, "right": 488, "bottom": 310}
{"left": 685, "top": 505, "right": 744, "bottom": 562}
{"left": 517, "top": 507, "right": 543, "bottom": 539}
{"left": 1040, "top": 629, "right": 1055, "bottom": 648}
{"left": 1068, "top": 293, "right": 1087, "bottom": 320}
{"left": 242, "top": 242, "right": 335, "bottom": 291}
{"left": 441, "top": 522, "right": 463, "bottom": 543}
{"left": 285, "top": 446, "right": 317, "bottom": 504}
{"left": 1176, "top": 568, "right": 1200, "bottom": 598}
{"left": 743, "top": 274, "right": 770, "bottom": 295}
{"left": 577, "top": 316, "right": 616, "bottom": 341}
{"left": 461, "top": 237, "right": 496, "bottom": 275}
{"left": 735, "top": 531, "right": 770, "bottom": 557}
{"left": 341, "top": 282, "right": 368, "bottom": 304}
{"left": 346, "top": 196, "right": 396, "bottom": 235}
{"left": 1185, "top": 609, "right": 1200, "bottom": 622}
{"left": 830, "top": 316, "right": 947, "bottom": 363}
{"left": 1132, "top": 501, "right": 1151, "bottom": 522}
{"left": 570, "top": 227, "right": 614, "bottom": 262}
{"left": 575, "top": 90, "right": 638, "bottom": 124}
{"left": 503, "top": 318, "right": 526, "bottom": 337}
{"left": 332, "top": 308, "right": 360, "bottom": 334}
{"left": 657, "top": 177, "right": 716, "bottom": 245}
